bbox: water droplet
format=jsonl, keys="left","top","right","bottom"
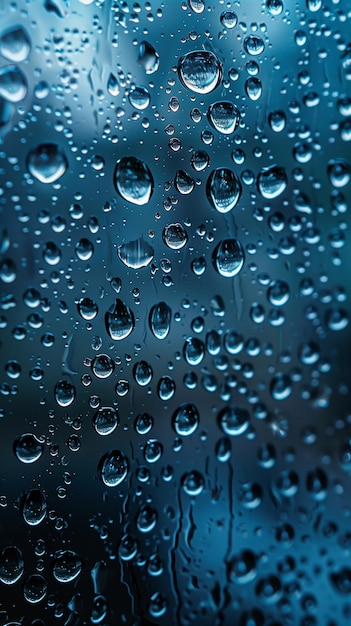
{"left": 91, "top": 354, "right": 115, "bottom": 379}
{"left": 330, "top": 568, "right": 351, "bottom": 595}
{"left": 162, "top": 223, "right": 188, "bottom": 249}
{"left": 245, "top": 76, "right": 262, "bottom": 100}
{"left": 239, "top": 482, "right": 262, "bottom": 509}
{"left": 93, "top": 407, "right": 119, "bottom": 436}
{"left": 77, "top": 297, "right": 98, "bottom": 320}
{"left": 128, "top": 85, "right": 150, "bottom": 110}
{"left": 138, "top": 41, "right": 159, "bottom": 74}
{"left": 52, "top": 550, "right": 82, "bottom": 583}
{"left": 14, "top": 434, "right": 44, "bottom": 464}
{"left": 190, "top": 149, "right": 209, "bottom": 171}
{"left": 218, "top": 406, "right": 250, "bottom": 436}
{"left": 23, "top": 574, "right": 47, "bottom": 603}
{"left": 0, "top": 26, "right": 31, "bottom": 62}
{"left": 107, "top": 72, "right": 119, "bottom": 96}
{"left": 75, "top": 238, "right": 94, "bottom": 261}
{"left": 325, "top": 308, "right": 349, "bottom": 331}
{"left": 207, "top": 101, "right": 240, "bottom": 134}
{"left": 181, "top": 470, "right": 204, "bottom": 495}
{"left": 258, "top": 165, "right": 287, "bottom": 198}
{"left": 98, "top": 450, "right": 129, "bottom": 487}
{"left": 118, "top": 534, "right": 139, "bottom": 561}
{"left": 117, "top": 236, "right": 154, "bottom": 269}
{"left": 149, "top": 302, "right": 171, "bottom": 339}
{"left": 134, "top": 412, "right": 153, "bottom": 435}
{"left": 327, "top": 158, "right": 351, "bottom": 188}
{"left": 54, "top": 380, "right": 76, "bottom": 407}
{"left": 42, "top": 241, "right": 61, "bottom": 265}
{"left": 21, "top": 489, "right": 47, "bottom": 525}
{"left": 212, "top": 238, "right": 245, "bottom": 277}
{"left": 157, "top": 375, "right": 175, "bottom": 400}
{"left": 178, "top": 50, "right": 222, "bottom": 94}
{"left": 172, "top": 403, "right": 199, "bottom": 436}
{"left": 0, "top": 546, "right": 24, "bottom": 585}
{"left": 0, "top": 65, "right": 27, "bottom": 102}
{"left": 268, "top": 109, "right": 286, "bottom": 132}
{"left": 183, "top": 337, "right": 205, "bottom": 365}
{"left": 144, "top": 439, "right": 163, "bottom": 463}
{"left": 229, "top": 550, "right": 256, "bottom": 584}
{"left": 244, "top": 35, "right": 265, "bottom": 56}
{"left": 270, "top": 373, "right": 292, "bottom": 400}
{"left": 306, "top": 467, "right": 328, "bottom": 500}
{"left": 133, "top": 360, "right": 153, "bottom": 386}
{"left": 136, "top": 504, "right": 157, "bottom": 532}
{"left": 220, "top": 10, "right": 238, "bottom": 28}
{"left": 174, "top": 169, "right": 195, "bottom": 194}
{"left": 255, "top": 575, "right": 282, "bottom": 604}
{"left": 113, "top": 156, "right": 153, "bottom": 206}
{"left": 26, "top": 144, "right": 68, "bottom": 184}
{"left": 266, "top": 0, "right": 284, "bottom": 15}
{"left": 105, "top": 299, "right": 135, "bottom": 341}
{"left": 206, "top": 168, "right": 242, "bottom": 213}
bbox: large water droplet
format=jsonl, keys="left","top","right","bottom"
{"left": 26, "top": 144, "right": 68, "bottom": 184}
{"left": 52, "top": 550, "right": 82, "bottom": 583}
{"left": 172, "top": 403, "right": 199, "bottom": 436}
{"left": 181, "top": 470, "right": 205, "bottom": 495}
{"left": 128, "top": 85, "right": 150, "bottom": 110}
{"left": 54, "top": 380, "right": 76, "bottom": 407}
{"left": 162, "top": 223, "right": 188, "bottom": 249}
{"left": 183, "top": 337, "right": 205, "bottom": 365}
{"left": 218, "top": 406, "right": 250, "bottom": 436}
{"left": 133, "top": 360, "right": 153, "bottom": 386}
{"left": 23, "top": 574, "right": 47, "bottom": 603}
{"left": 207, "top": 101, "right": 240, "bottom": 134}
{"left": 206, "top": 168, "right": 242, "bottom": 213}
{"left": 14, "top": 434, "right": 44, "bottom": 464}
{"left": 0, "top": 26, "right": 31, "bottom": 62}
{"left": 98, "top": 450, "right": 129, "bottom": 487}
{"left": 93, "top": 407, "right": 119, "bottom": 436}
{"left": 212, "top": 238, "right": 245, "bottom": 277}
{"left": 257, "top": 165, "right": 287, "bottom": 199}
{"left": 105, "top": 299, "right": 135, "bottom": 340}
{"left": 21, "top": 489, "right": 47, "bottom": 526}
{"left": 0, "top": 65, "right": 27, "bottom": 102}
{"left": 0, "top": 546, "right": 24, "bottom": 585}
{"left": 117, "top": 236, "right": 154, "bottom": 269}
{"left": 149, "top": 302, "right": 171, "bottom": 339}
{"left": 113, "top": 156, "right": 153, "bottom": 205}
{"left": 178, "top": 50, "right": 222, "bottom": 94}
{"left": 244, "top": 35, "right": 265, "bottom": 55}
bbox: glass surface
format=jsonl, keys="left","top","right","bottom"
{"left": 0, "top": 0, "right": 350, "bottom": 624}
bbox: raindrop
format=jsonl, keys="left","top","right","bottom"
{"left": 43, "top": 241, "right": 61, "bottom": 265}
{"left": 0, "top": 65, "right": 27, "bottom": 102}
{"left": 206, "top": 168, "right": 242, "bottom": 213}
{"left": 239, "top": 482, "right": 262, "bottom": 509}
{"left": 107, "top": 73, "right": 119, "bottom": 96}
{"left": 98, "top": 450, "right": 129, "bottom": 487}
{"left": 23, "top": 574, "right": 47, "bottom": 603}
{"left": 177, "top": 50, "right": 222, "bottom": 94}
{"left": 113, "top": 156, "right": 153, "bottom": 206}
{"left": 267, "top": 280, "right": 290, "bottom": 306}
{"left": 162, "top": 223, "right": 188, "bottom": 249}
{"left": 91, "top": 354, "right": 115, "bottom": 379}
{"left": 207, "top": 101, "right": 240, "bottom": 134}
{"left": 218, "top": 406, "right": 250, "bottom": 436}
{"left": 228, "top": 550, "right": 257, "bottom": 584}
{"left": 220, "top": 10, "right": 238, "bottom": 28}
{"left": 270, "top": 373, "right": 292, "bottom": 400}
{"left": 268, "top": 110, "right": 286, "bottom": 132}
{"left": 105, "top": 299, "right": 135, "bottom": 341}
{"left": 118, "top": 534, "right": 139, "bottom": 561}
{"left": 14, "top": 434, "right": 44, "bottom": 464}
{"left": 93, "top": 407, "right": 119, "bottom": 436}
{"left": 174, "top": 169, "right": 195, "bottom": 194}
{"left": 0, "top": 26, "right": 31, "bottom": 62}
{"left": 191, "top": 150, "right": 209, "bottom": 171}
{"left": 149, "top": 301, "right": 171, "bottom": 339}
{"left": 138, "top": 41, "right": 159, "bottom": 74}
{"left": 133, "top": 360, "right": 153, "bottom": 386}
{"left": 157, "top": 375, "right": 175, "bottom": 400}
{"left": 325, "top": 308, "right": 349, "bottom": 331}
{"left": 54, "top": 380, "right": 76, "bottom": 407}
{"left": 306, "top": 467, "right": 328, "bottom": 501}
{"left": 128, "top": 85, "right": 150, "bottom": 110}
{"left": 266, "top": 0, "right": 284, "bottom": 15}
{"left": 117, "top": 236, "right": 154, "bottom": 269}
{"left": 75, "top": 238, "right": 94, "bottom": 261}
{"left": 136, "top": 505, "right": 157, "bottom": 532}
{"left": 52, "top": 550, "right": 82, "bottom": 583}
{"left": 245, "top": 76, "right": 262, "bottom": 100}
{"left": 183, "top": 337, "right": 205, "bottom": 365}
{"left": 244, "top": 35, "right": 265, "bottom": 56}
{"left": 144, "top": 439, "right": 163, "bottom": 463}
{"left": 212, "top": 239, "right": 245, "bottom": 277}
{"left": 181, "top": 470, "right": 204, "bottom": 495}
{"left": 134, "top": 413, "right": 153, "bottom": 435}
{"left": 172, "top": 403, "right": 199, "bottom": 436}
{"left": 77, "top": 297, "right": 98, "bottom": 320}
{"left": 0, "top": 546, "right": 24, "bottom": 585}
{"left": 257, "top": 165, "right": 287, "bottom": 199}
{"left": 26, "top": 144, "right": 68, "bottom": 184}
{"left": 327, "top": 158, "right": 351, "bottom": 188}
{"left": 21, "top": 489, "right": 47, "bottom": 525}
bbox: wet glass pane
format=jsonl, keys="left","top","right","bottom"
{"left": 0, "top": 0, "right": 351, "bottom": 624}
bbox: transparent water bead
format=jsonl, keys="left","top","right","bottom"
{"left": 26, "top": 143, "right": 68, "bottom": 184}
{"left": 206, "top": 168, "right": 242, "bottom": 213}
{"left": 14, "top": 433, "right": 44, "bottom": 464}
{"left": 98, "top": 450, "right": 129, "bottom": 487}
{"left": 162, "top": 223, "right": 188, "bottom": 249}
{"left": 0, "top": 65, "right": 27, "bottom": 102}
{"left": 105, "top": 299, "right": 135, "bottom": 341}
{"left": 0, "top": 546, "right": 24, "bottom": 585}
{"left": 218, "top": 406, "right": 250, "bottom": 436}
{"left": 172, "top": 403, "right": 199, "bottom": 436}
{"left": 52, "top": 550, "right": 82, "bottom": 583}
{"left": 117, "top": 236, "right": 154, "bottom": 269}
{"left": 207, "top": 101, "right": 240, "bottom": 134}
{"left": 138, "top": 41, "right": 159, "bottom": 74}
{"left": 149, "top": 301, "right": 171, "bottom": 339}
{"left": 113, "top": 156, "right": 154, "bottom": 206}
{"left": 93, "top": 407, "right": 119, "bottom": 436}
{"left": 21, "top": 489, "right": 47, "bottom": 525}
{"left": 0, "top": 26, "right": 31, "bottom": 62}
{"left": 91, "top": 354, "right": 115, "bottom": 379}
{"left": 257, "top": 165, "right": 287, "bottom": 199}
{"left": 212, "top": 238, "right": 245, "bottom": 277}
{"left": 178, "top": 50, "right": 222, "bottom": 94}
{"left": 54, "top": 380, "right": 76, "bottom": 407}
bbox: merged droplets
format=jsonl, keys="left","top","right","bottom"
{"left": 212, "top": 239, "right": 245, "bottom": 277}
{"left": 14, "top": 433, "right": 44, "bottom": 464}
{"left": 207, "top": 101, "right": 240, "bottom": 135}
{"left": 93, "top": 407, "right": 119, "bottom": 436}
{"left": 206, "top": 168, "right": 242, "bottom": 213}
{"left": 0, "top": 26, "right": 31, "bottom": 62}
{"left": 149, "top": 301, "right": 171, "bottom": 339}
{"left": 98, "top": 450, "right": 129, "bottom": 487}
{"left": 177, "top": 50, "right": 222, "bottom": 94}
{"left": 105, "top": 299, "right": 135, "bottom": 341}
{"left": 257, "top": 165, "right": 287, "bottom": 199}
{"left": 52, "top": 550, "right": 82, "bottom": 583}
{"left": 172, "top": 403, "right": 199, "bottom": 436}
{"left": 113, "top": 156, "right": 153, "bottom": 206}
{"left": 117, "top": 236, "right": 154, "bottom": 269}
{"left": 26, "top": 144, "right": 68, "bottom": 184}
{"left": 0, "top": 65, "right": 27, "bottom": 102}
{"left": 0, "top": 546, "right": 24, "bottom": 585}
